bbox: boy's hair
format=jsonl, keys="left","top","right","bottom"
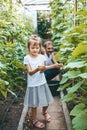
{"left": 28, "top": 34, "right": 42, "bottom": 51}
{"left": 44, "top": 41, "right": 53, "bottom": 48}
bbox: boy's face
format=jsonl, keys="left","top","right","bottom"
{"left": 45, "top": 44, "right": 54, "bottom": 55}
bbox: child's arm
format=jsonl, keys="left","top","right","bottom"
{"left": 46, "top": 63, "right": 63, "bottom": 70}
{"left": 25, "top": 64, "right": 39, "bottom": 75}
{"left": 39, "top": 62, "right": 63, "bottom": 73}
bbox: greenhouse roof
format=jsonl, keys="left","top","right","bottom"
{"left": 21, "top": 0, "right": 50, "bottom": 5}
{"left": 21, "top": 0, "right": 51, "bottom": 10}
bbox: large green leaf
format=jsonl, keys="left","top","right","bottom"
{"left": 60, "top": 70, "right": 81, "bottom": 84}
{"left": 64, "top": 61, "right": 86, "bottom": 69}
{"left": 60, "top": 76, "right": 68, "bottom": 84}
{"left": 64, "top": 70, "right": 81, "bottom": 78}
{"left": 70, "top": 103, "right": 85, "bottom": 116}
{"left": 67, "top": 81, "right": 83, "bottom": 94}
{"left": 60, "top": 93, "right": 76, "bottom": 102}
{"left": 72, "top": 112, "right": 87, "bottom": 130}
{"left": 79, "top": 73, "right": 87, "bottom": 79}
{"left": 72, "top": 43, "right": 87, "bottom": 59}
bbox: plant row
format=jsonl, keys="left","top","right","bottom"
{"left": 50, "top": 0, "right": 87, "bottom": 130}
{"left": 0, "top": 0, "right": 34, "bottom": 98}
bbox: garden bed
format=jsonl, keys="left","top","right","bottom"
{"left": 0, "top": 90, "right": 24, "bottom": 130}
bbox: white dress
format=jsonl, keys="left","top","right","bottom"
{"left": 23, "top": 54, "right": 54, "bottom": 107}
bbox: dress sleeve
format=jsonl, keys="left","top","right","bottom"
{"left": 24, "top": 56, "right": 29, "bottom": 65}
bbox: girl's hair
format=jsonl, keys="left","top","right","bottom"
{"left": 28, "top": 34, "right": 42, "bottom": 52}
{"left": 44, "top": 41, "right": 53, "bottom": 48}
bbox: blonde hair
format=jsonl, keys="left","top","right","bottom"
{"left": 28, "top": 34, "right": 42, "bottom": 53}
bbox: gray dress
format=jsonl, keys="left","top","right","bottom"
{"left": 24, "top": 54, "right": 54, "bottom": 107}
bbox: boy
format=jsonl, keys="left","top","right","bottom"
{"left": 43, "top": 40, "right": 63, "bottom": 82}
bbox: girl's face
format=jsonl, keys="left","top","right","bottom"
{"left": 29, "top": 42, "right": 40, "bottom": 57}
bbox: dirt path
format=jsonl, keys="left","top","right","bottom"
{"left": 18, "top": 96, "right": 67, "bottom": 130}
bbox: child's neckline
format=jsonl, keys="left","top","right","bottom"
{"left": 28, "top": 54, "right": 39, "bottom": 59}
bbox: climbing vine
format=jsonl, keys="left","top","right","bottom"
{"left": 50, "top": 0, "right": 87, "bottom": 129}
{"left": 0, "top": 0, "right": 34, "bottom": 98}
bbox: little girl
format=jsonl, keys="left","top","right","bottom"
{"left": 23, "top": 34, "right": 54, "bottom": 128}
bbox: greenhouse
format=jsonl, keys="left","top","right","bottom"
{"left": 0, "top": 0, "right": 87, "bottom": 130}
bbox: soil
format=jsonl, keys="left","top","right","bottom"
{"left": 0, "top": 90, "right": 24, "bottom": 130}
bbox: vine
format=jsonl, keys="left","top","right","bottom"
{"left": 50, "top": 0, "right": 87, "bottom": 129}
{"left": 0, "top": 0, "right": 34, "bottom": 98}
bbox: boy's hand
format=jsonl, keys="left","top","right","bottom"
{"left": 55, "top": 63, "right": 63, "bottom": 68}
{"left": 58, "top": 63, "right": 63, "bottom": 67}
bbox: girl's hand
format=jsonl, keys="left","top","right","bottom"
{"left": 38, "top": 65, "right": 46, "bottom": 73}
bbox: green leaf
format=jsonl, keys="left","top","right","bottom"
{"left": 64, "top": 61, "right": 86, "bottom": 69}
{"left": 60, "top": 70, "right": 81, "bottom": 84}
{"left": 67, "top": 81, "right": 83, "bottom": 93}
{"left": 60, "top": 93, "right": 76, "bottom": 102}
{"left": 58, "top": 83, "right": 69, "bottom": 91}
{"left": 60, "top": 76, "right": 68, "bottom": 84}
{"left": 0, "top": 62, "right": 6, "bottom": 68}
{"left": 72, "top": 42, "right": 87, "bottom": 59}
{"left": 70, "top": 103, "right": 85, "bottom": 116}
{"left": 7, "top": 89, "right": 17, "bottom": 98}
{"left": 15, "top": 77, "right": 25, "bottom": 81}
{"left": 64, "top": 70, "right": 81, "bottom": 78}
{"left": 12, "top": 60, "right": 25, "bottom": 70}
{"left": 0, "top": 70, "right": 7, "bottom": 78}
{"left": 5, "top": 81, "right": 9, "bottom": 86}
{"left": 72, "top": 112, "right": 87, "bottom": 130}
{"left": 79, "top": 73, "right": 87, "bottom": 79}
{"left": 82, "top": 96, "right": 87, "bottom": 105}
{"left": 0, "top": 79, "right": 8, "bottom": 97}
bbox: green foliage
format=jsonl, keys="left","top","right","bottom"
{"left": 50, "top": 0, "right": 87, "bottom": 129}
{"left": 72, "top": 43, "right": 87, "bottom": 59}
{"left": 0, "top": 42, "right": 25, "bottom": 97}
{"left": 72, "top": 113, "right": 87, "bottom": 130}
{"left": 60, "top": 93, "right": 76, "bottom": 102}
{"left": 0, "top": 0, "right": 34, "bottom": 98}
{"left": 79, "top": 73, "right": 87, "bottom": 79}
{"left": 70, "top": 103, "right": 85, "bottom": 116}
{"left": 70, "top": 103, "right": 87, "bottom": 130}
{"left": 64, "top": 61, "right": 86, "bottom": 69}
{"left": 37, "top": 11, "right": 51, "bottom": 39}
{"left": 67, "top": 81, "right": 83, "bottom": 94}
{"left": 0, "top": 79, "right": 9, "bottom": 98}
{"left": 60, "top": 70, "right": 81, "bottom": 84}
